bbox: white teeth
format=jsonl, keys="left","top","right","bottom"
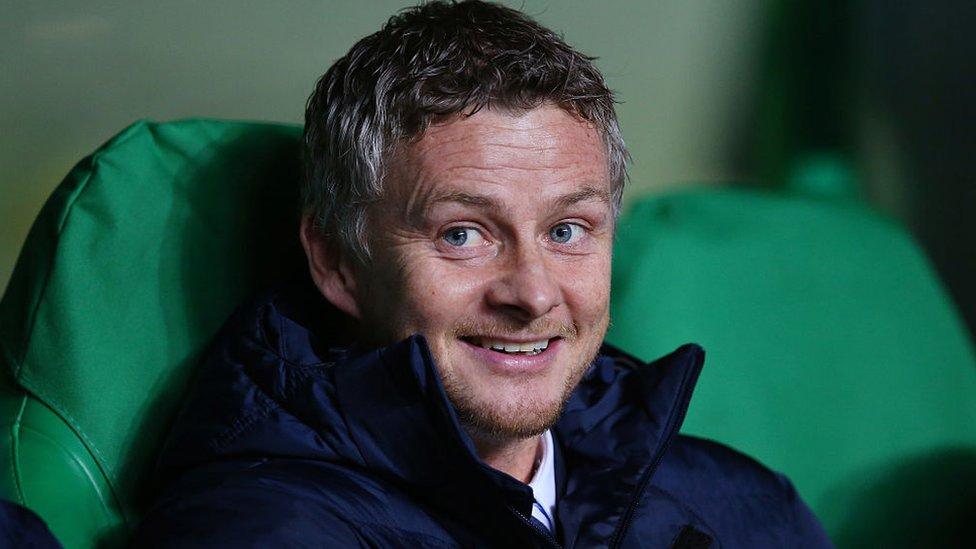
{"left": 476, "top": 338, "right": 550, "bottom": 354}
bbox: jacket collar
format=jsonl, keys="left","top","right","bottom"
{"left": 328, "top": 329, "right": 704, "bottom": 547}
{"left": 554, "top": 344, "right": 704, "bottom": 547}
{"left": 332, "top": 336, "right": 541, "bottom": 545}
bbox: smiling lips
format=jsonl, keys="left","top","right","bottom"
{"left": 464, "top": 337, "right": 554, "bottom": 356}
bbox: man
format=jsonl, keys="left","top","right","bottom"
{"left": 134, "top": 1, "right": 830, "bottom": 547}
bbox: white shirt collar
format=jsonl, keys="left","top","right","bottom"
{"left": 527, "top": 430, "right": 557, "bottom": 531}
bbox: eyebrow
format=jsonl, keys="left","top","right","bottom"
{"left": 415, "top": 184, "right": 611, "bottom": 221}
{"left": 429, "top": 191, "right": 502, "bottom": 212}
{"left": 552, "top": 186, "right": 612, "bottom": 211}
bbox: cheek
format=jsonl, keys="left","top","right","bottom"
{"left": 561, "top": 254, "right": 612, "bottom": 319}
{"left": 379, "top": 256, "right": 491, "bottom": 335}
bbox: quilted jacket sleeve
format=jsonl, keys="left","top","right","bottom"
{"left": 129, "top": 460, "right": 363, "bottom": 548}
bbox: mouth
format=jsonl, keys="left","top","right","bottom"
{"left": 459, "top": 336, "right": 559, "bottom": 357}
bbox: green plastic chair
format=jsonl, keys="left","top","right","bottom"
{"left": 0, "top": 120, "right": 305, "bottom": 547}
{"left": 2, "top": 120, "right": 974, "bottom": 547}
{"left": 607, "top": 189, "right": 976, "bottom": 546}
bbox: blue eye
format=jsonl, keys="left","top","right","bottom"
{"left": 444, "top": 228, "right": 468, "bottom": 246}
{"left": 442, "top": 227, "right": 486, "bottom": 247}
{"left": 549, "top": 222, "right": 582, "bottom": 244}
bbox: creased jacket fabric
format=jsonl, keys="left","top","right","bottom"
{"left": 132, "top": 279, "right": 831, "bottom": 548}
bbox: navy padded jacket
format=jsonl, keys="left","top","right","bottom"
{"left": 132, "top": 279, "right": 831, "bottom": 548}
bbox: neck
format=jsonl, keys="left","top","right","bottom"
{"left": 470, "top": 431, "right": 542, "bottom": 483}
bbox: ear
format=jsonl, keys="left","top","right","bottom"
{"left": 300, "top": 214, "right": 363, "bottom": 319}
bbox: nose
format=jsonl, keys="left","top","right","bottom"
{"left": 485, "top": 243, "right": 562, "bottom": 321}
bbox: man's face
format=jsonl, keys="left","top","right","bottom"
{"left": 353, "top": 105, "right": 613, "bottom": 439}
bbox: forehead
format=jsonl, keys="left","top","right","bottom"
{"left": 388, "top": 105, "right": 609, "bottom": 204}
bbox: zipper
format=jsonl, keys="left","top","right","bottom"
{"left": 509, "top": 506, "right": 562, "bottom": 548}
{"left": 606, "top": 356, "right": 703, "bottom": 549}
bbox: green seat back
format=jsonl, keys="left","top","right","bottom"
{"left": 608, "top": 188, "right": 976, "bottom": 546}
{"left": 0, "top": 120, "right": 304, "bottom": 547}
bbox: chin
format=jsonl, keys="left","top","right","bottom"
{"left": 428, "top": 325, "right": 605, "bottom": 440}
{"left": 439, "top": 362, "right": 586, "bottom": 440}
{"left": 455, "top": 390, "right": 562, "bottom": 439}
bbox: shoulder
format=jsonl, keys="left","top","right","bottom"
{"left": 651, "top": 435, "right": 833, "bottom": 547}
{"left": 132, "top": 460, "right": 362, "bottom": 547}
{"left": 659, "top": 435, "right": 788, "bottom": 496}
{"left": 134, "top": 458, "right": 456, "bottom": 548}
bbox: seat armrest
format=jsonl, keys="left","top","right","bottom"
{"left": 0, "top": 384, "right": 125, "bottom": 548}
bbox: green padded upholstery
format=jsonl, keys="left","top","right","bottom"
{"left": 0, "top": 120, "right": 305, "bottom": 547}
{"left": 607, "top": 189, "right": 976, "bottom": 546}
{"left": 2, "top": 119, "right": 975, "bottom": 547}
